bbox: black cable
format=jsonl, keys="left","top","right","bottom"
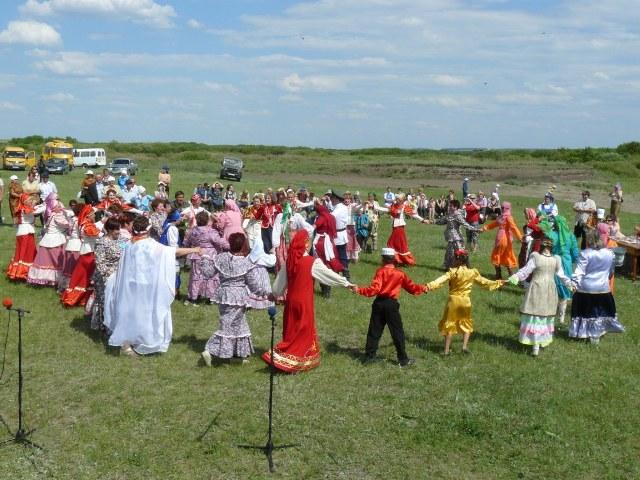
{"left": 0, "top": 310, "right": 12, "bottom": 384}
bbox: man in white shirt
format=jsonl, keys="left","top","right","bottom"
{"left": 330, "top": 189, "right": 350, "bottom": 280}
{"left": 573, "top": 190, "right": 596, "bottom": 249}
{"left": 121, "top": 178, "right": 139, "bottom": 205}
{"left": 0, "top": 176, "right": 4, "bottom": 223}
{"left": 383, "top": 186, "right": 395, "bottom": 207}
{"left": 38, "top": 170, "right": 57, "bottom": 202}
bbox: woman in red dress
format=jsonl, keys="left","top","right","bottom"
{"left": 7, "top": 194, "right": 45, "bottom": 281}
{"left": 375, "top": 193, "right": 427, "bottom": 266}
{"left": 61, "top": 204, "right": 101, "bottom": 307}
{"left": 262, "top": 230, "right": 352, "bottom": 373}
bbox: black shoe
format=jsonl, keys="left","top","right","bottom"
{"left": 398, "top": 358, "right": 415, "bottom": 367}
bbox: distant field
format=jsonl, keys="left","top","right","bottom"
{"left": 0, "top": 142, "right": 638, "bottom": 479}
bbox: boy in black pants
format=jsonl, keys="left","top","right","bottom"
{"left": 351, "top": 247, "right": 428, "bottom": 366}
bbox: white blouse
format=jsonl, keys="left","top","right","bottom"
{"left": 272, "top": 256, "right": 352, "bottom": 297}
{"left": 572, "top": 248, "right": 614, "bottom": 294}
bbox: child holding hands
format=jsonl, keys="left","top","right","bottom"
{"left": 351, "top": 247, "right": 428, "bottom": 367}
{"left": 426, "top": 249, "right": 503, "bottom": 356}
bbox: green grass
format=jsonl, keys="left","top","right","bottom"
{"left": 0, "top": 149, "right": 639, "bottom": 479}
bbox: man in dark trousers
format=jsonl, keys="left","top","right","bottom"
{"left": 352, "top": 247, "right": 428, "bottom": 367}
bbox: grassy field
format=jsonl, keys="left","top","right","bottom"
{"left": 0, "top": 146, "right": 639, "bottom": 479}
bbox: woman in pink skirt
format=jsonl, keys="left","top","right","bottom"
{"left": 27, "top": 193, "right": 69, "bottom": 287}
{"left": 58, "top": 203, "right": 83, "bottom": 292}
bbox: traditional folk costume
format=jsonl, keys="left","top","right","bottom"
{"left": 242, "top": 203, "right": 262, "bottom": 249}
{"left": 427, "top": 266, "right": 502, "bottom": 337}
{"left": 435, "top": 208, "right": 479, "bottom": 269}
{"left": 272, "top": 202, "right": 314, "bottom": 272}
{"left": 91, "top": 234, "right": 127, "bottom": 331}
{"left": 255, "top": 200, "right": 280, "bottom": 254}
{"left": 61, "top": 205, "right": 101, "bottom": 307}
{"left": 569, "top": 248, "right": 624, "bottom": 343}
{"left": 376, "top": 200, "right": 425, "bottom": 266}
{"left": 183, "top": 226, "right": 229, "bottom": 303}
{"left": 538, "top": 216, "right": 579, "bottom": 323}
{"left": 181, "top": 197, "right": 206, "bottom": 230}
{"left": 58, "top": 214, "right": 82, "bottom": 292}
{"left": 204, "top": 252, "right": 272, "bottom": 360}
{"left": 312, "top": 204, "right": 344, "bottom": 273}
{"left": 263, "top": 230, "right": 352, "bottom": 373}
{"left": 518, "top": 208, "right": 544, "bottom": 269}
{"left": 105, "top": 237, "right": 178, "bottom": 354}
{"left": 509, "top": 251, "right": 573, "bottom": 354}
{"left": 356, "top": 249, "right": 426, "bottom": 365}
{"left": 344, "top": 200, "right": 361, "bottom": 262}
{"left": 160, "top": 209, "right": 183, "bottom": 292}
{"left": 483, "top": 202, "right": 523, "bottom": 275}
{"left": 7, "top": 195, "right": 45, "bottom": 281}
{"left": 362, "top": 199, "right": 380, "bottom": 253}
{"left": 27, "top": 195, "right": 69, "bottom": 286}
{"left": 218, "top": 199, "right": 244, "bottom": 241}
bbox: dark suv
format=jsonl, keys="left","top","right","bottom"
{"left": 219, "top": 157, "right": 243, "bottom": 181}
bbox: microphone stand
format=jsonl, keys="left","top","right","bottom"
{"left": 0, "top": 306, "right": 42, "bottom": 450}
{"left": 238, "top": 307, "right": 296, "bottom": 473}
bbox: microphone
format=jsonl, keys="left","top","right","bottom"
{"left": 267, "top": 306, "right": 277, "bottom": 319}
{"left": 2, "top": 298, "right": 30, "bottom": 313}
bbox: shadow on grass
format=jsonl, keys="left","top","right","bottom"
{"left": 407, "top": 336, "right": 442, "bottom": 354}
{"left": 69, "top": 316, "right": 103, "bottom": 345}
{"left": 325, "top": 340, "right": 364, "bottom": 362}
{"left": 173, "top": 334, "right": 206, "bottom": 353}
{"left": 473, "top": 331, "right": 526, "bottom": 354}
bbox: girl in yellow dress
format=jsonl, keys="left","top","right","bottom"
{"left": 426, "top": 250, "right": 504, "bottom": 355}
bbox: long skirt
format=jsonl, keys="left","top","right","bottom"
{"left": 7, "top": 234, "right": 37, "bottom": 281}
{"left": 205, "top": 304, "right": 253, "bottom": 358}
{"left": 27, "top": 244, "right": 66, "bottom": 287}
{"left": 346, "top": 225, "right": 360, "bottom": 261}
{"left": 518, "top": 315, "right": 554, "bottom": 347}
{"left": 569, "top": 292, "right": 624, "bottom": 339}
{"left": 58, "top": 250, "right": 80, "bottom": 291}
{"left": 387, "top": 226, "right": 416, "bottom": 266}
{"left": 444, "top": 239, "right": 464, "bottom": 269}
{"left": 187, "top": 259, "right": 220, "bottom": 301}
{"left": 61, "top": 253, "right": 96, "bottom": 307}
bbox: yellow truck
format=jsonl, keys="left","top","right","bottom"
{"left": 41, "top": 139, "right": 74, "bottom": 173}
{"left": 2, "top": 146, "right": 36, "bottom": 170}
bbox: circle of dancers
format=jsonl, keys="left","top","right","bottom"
{"left": 3, "top": 168, "right": 631, "bottom": 370}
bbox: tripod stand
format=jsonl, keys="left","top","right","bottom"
{"left": 0, "top": 305, "right": 42, "bottom": 450}
{"left": 238, "top": 306, "right": 296, "bottom": 472}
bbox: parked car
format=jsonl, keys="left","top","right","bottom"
{"left": 107, "top": 157, "right": 138, "bottom": 176}
{"left": 219, "top": 157, "right": 243, "bottom": 181}
{"left": 46, "top": 158, "right": 70, "bottom": 175}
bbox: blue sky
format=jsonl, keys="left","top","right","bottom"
{"left": 0, "top": 0, "right": 638, "bottom": 148}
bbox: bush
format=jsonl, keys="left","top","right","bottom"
{"left": 616, "top": 141, "right": 640, "bottom": 155}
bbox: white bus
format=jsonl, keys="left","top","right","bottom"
{"left": 73, "top": 148, "right": 107, "bottom": 168}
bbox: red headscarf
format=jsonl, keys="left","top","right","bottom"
{"left": 314, "top": 203, "right": 337, "bottom": 238}
{"left": 286, "top": 229, "right": 309, "bottom": 279}
{"left": 77, "top": 204, "right": 95, "bottom": 227}
{"left": 15, "top": 193, "right": 34, "bottom": 215}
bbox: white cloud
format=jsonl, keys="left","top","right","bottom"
{"left": 35, "top": 51, "right": 99, "bottom": 75}
{"left": 0, "top": 101, "right": 25, "bottom": 111}
{"left": 280, "top": 73, "right": 345, "bottom": 92}
{"left": 20, "top": 0, "right": 177, "bottom": 28}
{"left": 593, "top": 71, "right": 610, "bottom": 80}
{"left": 187, "top": 19, "right": 203, "bottom": 30}
{"left": 203, "top": 81, "right": 238, "bottom": 95}
{"left": 430, "top": 74, "right": 468, "bottom": 86}
{"left": 0, "top": 20, "right": 61, "bottom": 46}
{"left": 495, "top": 92, "right": 572, "bottom": 105}
{"left": 43, "top": 92, "right": 75, "bottom": 101}
{"left": 279, "top": 94, "right": 304, "bottom": 103}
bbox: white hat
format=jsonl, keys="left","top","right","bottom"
{"left": 597, "top": 208, "right": 605, "bottom": 219}
{"left": 10, "top": 175, "right": 18, "bottom": 180}
{"left": 120, "top": 168, "right": 127, "bottom": 174}
{"left": 85, "top": 170, "right": 94, "bottom": 175}
{"left": 381, "top": 247, "right": 396, "bottom": 257}
{"left": 464, "top": 177, "right": 469, "bottom": 181}
{"left": 138, "top": 186, "right": 146, "bottom": 194}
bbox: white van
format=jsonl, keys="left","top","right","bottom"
{"left": 73, "top": 148, "right": 107, "bottom": 168}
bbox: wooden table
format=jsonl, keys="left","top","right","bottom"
{"left": 616, "top": 238, "right": 640, "bottom": 281}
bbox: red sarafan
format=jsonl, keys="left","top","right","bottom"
{"left": 2, "top": 298, "right": 13, "bottom": 309}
